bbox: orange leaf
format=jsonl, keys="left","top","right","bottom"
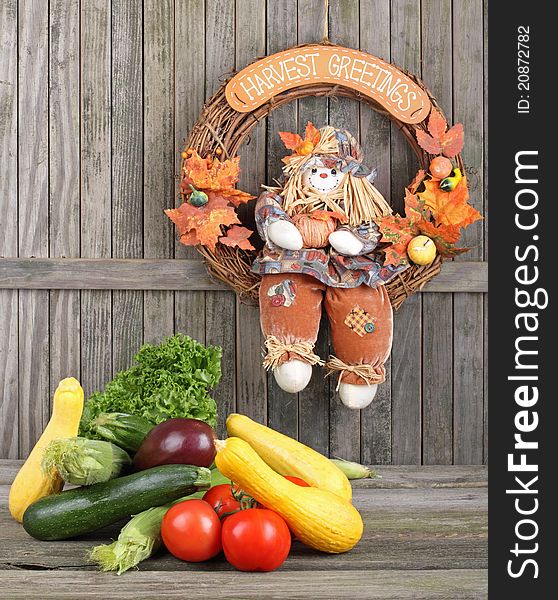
{"left": 310, "top": 209, "right": 348, "bottom": 224}
{"left": 383, "top": 245, "right": 409, "bottom": 268}
{"left": 165, "top": 195, "right": 239, "bottom": 250}
{"left": 419, "top": 178, "right": 482, "bottom": 229}
{"left": 404, "top": 188, "right": 429, "bottom": 221}
{"left": 219, "top": 188, "right": 256, "bottom": 207}
{"left": 427, "top": 108, "right": 447, "bottom": 139}
{"left": 279, "top": 131, "right": 303, "bottom": 150}
{"left": 409, "top": 169, "right": 426, "bottom": 194}
{"left": 219, "top": 225, "right": 255, "bottom": 251}
{"left": 416, "top": 108, "right": 464, "bottom": 158}
{"left": 305, "top": 121, "right": 321, "bottom": 145}
{"left": 416, "top": 129, "right": 442, "bottom": 155}
{"left": 183, "top": 151, "right": 241, "bottom": 191}
{"left": 440, "top": 124, "right": 464, "bottom": 158}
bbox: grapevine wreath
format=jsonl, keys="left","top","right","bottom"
{"left": 166, "top": 44, "right": 481, "bottom": 312}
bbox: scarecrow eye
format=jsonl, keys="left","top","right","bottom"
{"left": 331, "top": 169, "right": 337, "bottom": 176}
{"left": 311, "top": 168, "right": 317, "bottom": 174}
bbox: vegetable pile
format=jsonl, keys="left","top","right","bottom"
{"left": 10, "top": 347, "right": 376, "bottom": 574}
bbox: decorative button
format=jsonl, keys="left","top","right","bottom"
{"left": 364, "top": 322, "right": 375, "bottom": 333}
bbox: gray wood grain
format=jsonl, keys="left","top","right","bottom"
{"left": 0, "top": 258, "right": 488, "bottom": 292}
{"left": 49, "top": 0, "right": 81, "bottom": 404}
{"left": 235, "top": 0, "right": 268, "bottom": 426}
{"left": 327, "top": 0, "right": 362, "bottom": 463}
{"left": 483, "top": 0, "right": 489, "bottom": 465}
{"left": 264, "top": 0, "right": 299, "bottom": 442}
{"left": 359, "top": 0, "right": 393, "bottom": 465}
{"left": 296, "top": 0, "right": 331, "bottom": 457}
{"left": 0, "top": 0, "right": 19, "bottom": 458}
{"left": 17, "top": 0, "right": 50, "bottom": 455}
{"left": 390, "top": 0, "right": 422, "bottom": 464}
{"left": 200, "top": 0, "right": 237, "bottom": 435}
{"left": 174, "top": 0, "right": 207, "bottom": 348}
{"left": 452, "top": 0, "right": 484, "bottom": 465}
{"left": 80, "top": 0, "right": 113, "bottom": 398}
{"left": 421, "top": 1, "right": 453, "bottom": 465}
{"left": 143, "top": 0, "right": 175, "bottom": 344}
{"left": 111, "top": 0, "right": 144, "bottom": 374}
{"left": 0, "top": 569, "right": 487, "bottom": 599}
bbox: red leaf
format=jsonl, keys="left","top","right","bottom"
{"left": 219, "top": 225, "right": 255, "bottom": 251}
{"left": 416, "top": 108, "right": 465, "bottom": 158}
{"left": 427, "top": 108, "right": 447, "bottom": 139}
{"left": 440, "top": 124, "right": 464, "bottom": 157}
{"left": 278, "top": 131, "right": 303, "bottom": 150}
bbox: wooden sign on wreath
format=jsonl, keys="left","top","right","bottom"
{"left": 166, "top": 43, "right": 481, "bottom": 310}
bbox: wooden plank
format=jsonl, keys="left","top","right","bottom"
{"left": 49, "top": 0, "right": 81, "bottom": 403}
{"left": 143, "top": 0, "right": 175, "bottom": 344}
{"left": 265, "top": 0, "right": 299, "bottom": 440}
{"left": 297, "top": 0, "right": 330, "bottom": 453}
{"left": 174, "top": 0, "right": 207, "bottom": 343}
{"left": 0, "top": 258, "right": 488, "bottom": 292}
{"left": 390, "top": 0, "right": 422, "bottom": 464}
{"left": 0, "top": 0, "right": 19, "bottom": 458}
{"left": 483, "top": 0, "right": 489, "bottom": 465}
{"left": 359, "top": 0, "right": 392, "bottom": 465}
{"left": 453, "top": 0, "right": 484, "bottom": 465}
{"left": 0, "top": 569, "right": 487, "bottom": 599}
{"left": 200, "top": 0, "right": 236, "bottom": 432}
{"left": 421, "top": 0, "right": 453, "bottom": 465}
{"left": 111, "top": 0, "right": 143, "bottom": 374}
{"left": 327, "top": 0, "right": 361, "bottom": 463}
{"left": 235, "top": 0, "right": 267, "bottom": 426}
{"left": 17, "top": 0, "right": 50, "bottom": 456}
{"left": 80, "top": 0, "right": 112, "bottom": 398}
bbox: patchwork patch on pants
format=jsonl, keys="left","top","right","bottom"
{"left": 267, "top": 279, "right": 297, "bottom": 307}
{"left": 344, "top": 305, "right": 377, "bottom": 337}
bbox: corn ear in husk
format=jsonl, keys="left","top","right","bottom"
{"left": 329, "top": 458, "right": 379, "bottom": 480}
{"left": 42, "top": 437, "right": 131, "bottom": 486}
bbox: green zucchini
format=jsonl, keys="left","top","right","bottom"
{"left": 89, "top": 412, "right": 155, "bottom": 452}
{"left": 22, "top": 464, "right": 211, "bottom": 541}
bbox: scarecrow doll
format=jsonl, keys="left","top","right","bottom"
{"left": 252, "top": 123, "right": 406, "bottom": 409}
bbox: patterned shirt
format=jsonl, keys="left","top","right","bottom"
{"left": 251, "top": 191, "right": 407, "bottom": 288}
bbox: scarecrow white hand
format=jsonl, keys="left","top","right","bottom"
{"left": 267, "top": 220, "right": 303, "bottom": 251}
{"left": 328, "top": 230, "right": 364, "bottom": 256}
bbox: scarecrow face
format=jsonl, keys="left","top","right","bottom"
{"left": 302, "top": 166, "right": 343, "bottom": 194}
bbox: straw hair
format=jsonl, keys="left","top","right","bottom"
{"left": 262, "top": 336, "right": 324, "bottom": 369}
{"left": 181, "top": 42, "right": 464, "bottom": 308}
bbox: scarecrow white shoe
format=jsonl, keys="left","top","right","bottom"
{"left": 328, "top": 230, "right": 364, "bottom": 256}
{"left": 273, "top": 360, "right": 312, "bottom": 393}
{"left": 267, "top": 220, "right": 303, "bottom": 251}
{"left": 338, "top": 382, "right": 378, "bottom": 409}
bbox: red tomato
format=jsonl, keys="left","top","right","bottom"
{"left": 222, "top": 508, "right": 291, "bottom": 572}
{"left": 161, "top": 499, "right": 222, "bottom": 562}
{"left": 202, "top": 484, "right": 241, "bottom": 518}
{"left": 284, "top": 476, "right": 310, "bottom": 487}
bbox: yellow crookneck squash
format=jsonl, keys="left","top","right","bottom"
{"left": 226, "top": 413, "right": 353, "bottom": 501}
{"left": 215, "top": 437, "right": 363, "bottom": 554}
{"left": 9, "top": 377, "right": 85, "bottom": 522}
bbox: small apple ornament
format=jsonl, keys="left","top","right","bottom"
{"left": 407, "top": 235, "right": 437, "bottom": 266}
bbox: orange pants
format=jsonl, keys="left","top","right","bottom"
{"left": 259, "top": 273, "right": 393, "bottom": 385}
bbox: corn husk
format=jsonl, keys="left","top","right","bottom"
{"left": 329, "top": 458, "right": 380, "bottom": 480}
{"left": 42, "top": 437, "right": 131, "bottom": 486}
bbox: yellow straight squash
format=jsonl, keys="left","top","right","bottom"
{"left": 9, "top": 377, "right": 84, "bottom": 522}
{"left": 226, "top": 413, "right": 352, "bottom": 501}
{"left": 215, "top": 437, "right": 363, "bottom": 553}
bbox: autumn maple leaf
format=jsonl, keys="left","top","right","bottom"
{"left": 416, "top": 109, "right": 464, "bottom": 158}
{"left": 378, "top": 214, "right": 417, "bottom": 267}
{"left": 219, "top": 225, "right": 255, "bottom": 251}
{"left": 418, "top": 178, "right": 482, "bottom": 229}
{"left": 418, "top": 220, "right": 469, "bottom": 257}
{"left": 165, "top": 195, "right": 240, "bottom": 250}
{"left": 279, "top": 121, "right": 321, "bottom": 155}
{"left": 182, "top": 151, "right": 241, "bottom": 191}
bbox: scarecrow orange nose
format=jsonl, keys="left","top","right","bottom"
{"left": 319, "top": 173, "right": 328, "bottom": 178}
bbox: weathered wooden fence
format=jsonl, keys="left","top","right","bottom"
{"left": 0, "top": 0, "right": 487, "bottom": 464}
